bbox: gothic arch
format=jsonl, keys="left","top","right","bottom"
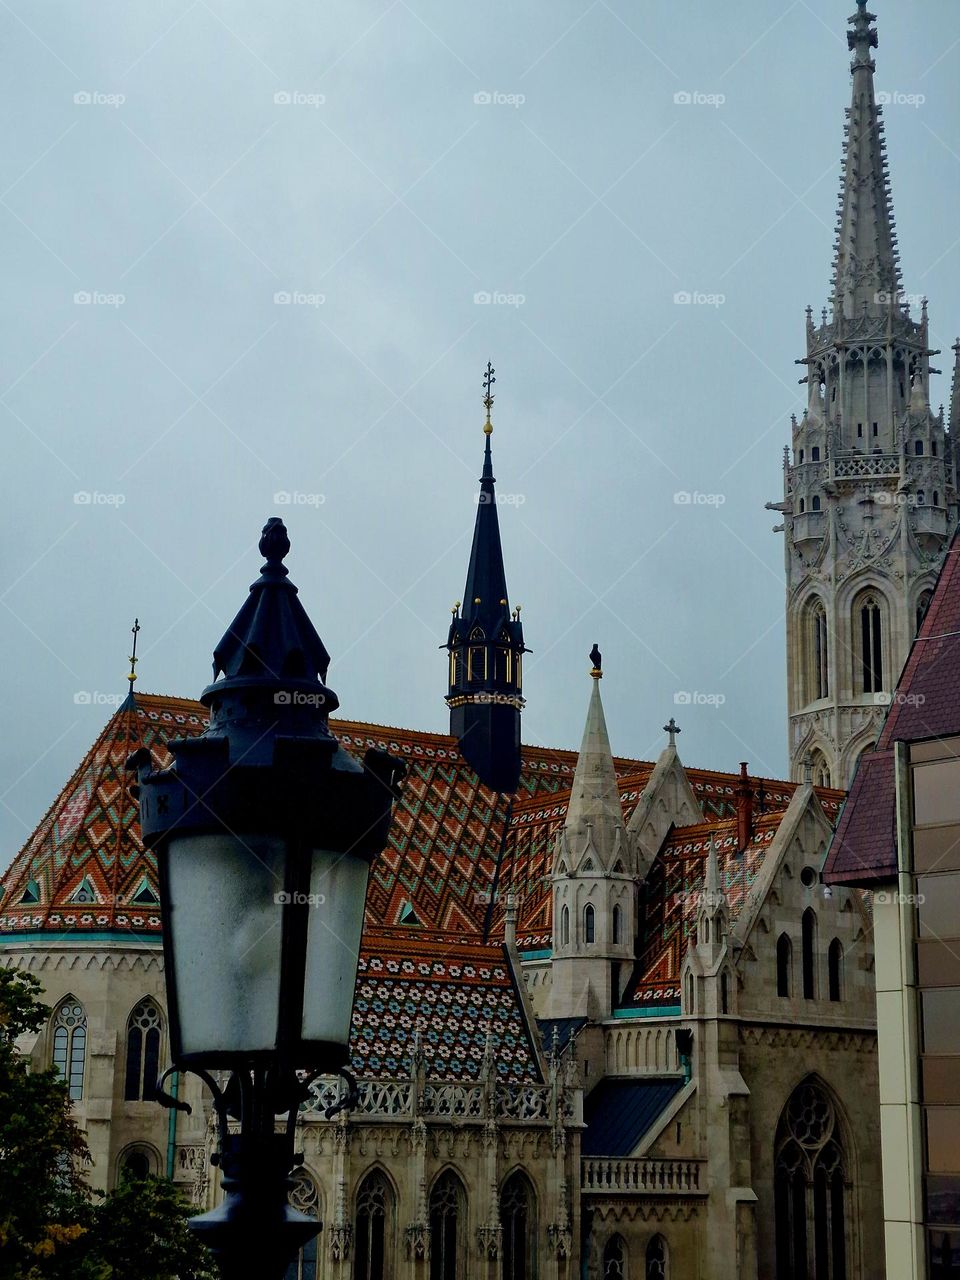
{"left": 50, "top": 995, "right": 86, "bottom": 1101}
{"left": 500, "top": 1169, "right": 537, "bottom": 1280}
{"left": 428, "top": 1168, "right": 466, "bottom": 1280}
{"left": 803, "top": 595, "right": 831, "bottom": 702}
{"left": 354, "top": 1166, "right": 397, "bottom": 1280}
{"left": 116, "top": 1141, "right": 161, "bottom": 1182}
{"left": 123, "top": 996, "right": 163, "bottom": 1102}
{"left": 603, "top": 1232, "right": 628, "bottom": 1278}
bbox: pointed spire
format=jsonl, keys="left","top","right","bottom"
{"left": 703, "top": 835, "right": 722, "bottom": 902}
{"left": 950, "top": 338, "right": 960, "bottom": 436}
{"left": 563, "top": 653, "right": 626, "bottom": 869}
{"left": 126, "top": 618, "right": 140, "bottom": 691}
{"left": 831, "top": 2, "right": 901, "bottom": 319}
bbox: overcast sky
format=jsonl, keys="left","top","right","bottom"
{"left": 2, "top": 0, "right": 958, "bottom": 865}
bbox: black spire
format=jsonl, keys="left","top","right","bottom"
{"left": 444, "top": 366, "right": 526, "bottom": 792}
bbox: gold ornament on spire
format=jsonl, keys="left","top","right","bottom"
{"left": 482, "top": 361, "right": 495, "bottom": 435}
{"left": 127, "top": 618, "right": 140, "bottom": 688}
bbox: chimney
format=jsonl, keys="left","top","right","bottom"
{"left": 735, "top": 762, "right": 754, "bottom": 851}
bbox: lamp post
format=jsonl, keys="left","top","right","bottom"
{"left": 129, "top": 518, "right": 404, "bottom": 1280}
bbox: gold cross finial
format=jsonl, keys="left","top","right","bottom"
{"left": 482, "top": 361, "right": 495, "bottom": 435}
{"left": 127, "top": 618, "right": 140, "bottom": 687}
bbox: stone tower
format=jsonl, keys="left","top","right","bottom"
{"left": 549, "top": 649, "right": 636, "bottom": 1018}
{"left": 772, "top": 0, "right": 958, "bottom": 787}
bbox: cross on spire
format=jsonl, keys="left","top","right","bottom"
{"left": 482, "top": 361, "right": 495, "bottom": 435}
{"left": 663, "top": 716, "right": 681, "bottom": 747}
{"left": 127, "top": 618, "right": 140, "bottom": 688}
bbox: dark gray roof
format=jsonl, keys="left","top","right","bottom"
{"left": 581, "top": 1077, "right": 685, "bottom": 1157}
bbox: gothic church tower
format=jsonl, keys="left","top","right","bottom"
{"left": 773, "top": 1, "right": 958, "bottom": 786}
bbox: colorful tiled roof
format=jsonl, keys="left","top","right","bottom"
{"left": 825, "top": 527, "right": 960, "bottom": 884}
{"left": 350, "top": 929, "right": 539, "bottom": 1083}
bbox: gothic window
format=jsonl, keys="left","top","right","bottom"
{"left": 811, "top": 495, "right": 821, "bottom": 511}
{"left": 495, "top": 647, "right": 510, "bottom": 683}
{"left": 799, "top": 449, "right": 804, "bottom": 463}
{"left": 52, "top": 998, "right": 86, "bottom": 1101}
{"left": 917, "top": 590, "right": 933, "bottom": 635}
{"left": 775, "top": 1079, "right": 849, "bottom": 1280}
{"left": 584, "top": 903, "right": 596, "bottom": 944}
{"left": 645, "top": 1234, "right": 668, "bottom": 1279}
{"left": 856, "top": 423, "right": 863, "bottom": 438}
{"left": 933, "top": 491, "right": 940, "bottom": 507}
{"left": 802, "top": 909, "right": 818, "bottom": 999}
{"left": 857, "top": 595, "right": 883, "bottom": 693}
{"left": 809, "top": 750, "right": 831, "bottom": 788}
{"left": 468, "top": 646, "right": 486, "bottom": 682}
{"left": 811, "top": 447, "right": 820, "bottom": 462}
{"left": 799, "top": 498, "right": 806, "bottom": 513}
{"left": 721, "top": 972, "right": 729, "bottom": 1015}
{"left": 685, "top": 972, "right": 695, "bottom": 1013}
{"left": 915, "top": 440, "right": 924, "bottom": 456}
{"left": 777, "top": 934, "right": 792, "bottom": 998}
{"left": 932, "top": 440, "right": 938, "bottom": 457}
{"left": 119, "top": 1145, "right": 154, "bottom": 1181}
{"left": 124, "top": 999, "right": 162, "bottom": 1102}
{"left": 828, "top": 939, "right": 843, "bottom": 1003}
{"left": 612, "top": 903, "right": 623, "bottom": 944}
{"left": 872, "top": 422, "right": 878, "bottom": 437}
{"left": 560, "top": 905, "right": 570, "bottom": 947}
{"left": 354, "top": 1170, "right": 393, "bottom": 1280}
{"left": 429, "top": 1171, "right": 464, "bottom": 1280}
{"left": 603, "top": 1234, "right": 627, "bottom": 1279}
{"left": 810, "top": 602, "right": 829, "bottom": 701}
{"left": 500, "top": 1172, "right": 535, "bottom": 1280}
{"left": 285, "top": 1170, "right": 321, "bottom": 1280}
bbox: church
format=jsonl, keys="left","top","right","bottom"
{"left": 1, "top": 5, "right": 958, "bottom": 1278}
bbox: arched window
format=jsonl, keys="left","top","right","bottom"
{"left": 603, "top": 1234, "right": 626, "bottom": 1279}
{"left": 810, "top": 749, "right": 831, "bottom": 788}
{"left": 917, "top": 490, "right": 926, "bottom": 506}
{"left": 857, "top": 595, "right": 883, "bottom": 693}
{"left": 685, "top": 971, "right": 695, "bottom": 1013}
{"left": 915, "top": 439, "right": 924, "bottom": 456}
{"left": 775, "top": 1079, "right": 849, "bottom": 1279}
{"left": 811, "top": 446, "right": 820, "bottom": 462}
{"left": 612, "top": 904, "right": 623, "bottom": 945}
{"left": 124, "top": 999, "right": 162, "bottom": 1102}
{"left": 934, "top": 491, "right": 940, "bottom": 507}
{"left": 917, "top": 590, "right": 933, "bottom": 635}
{"left": 802, "top": 909, "right": 817, "bottom": 999}
{"left": 354, "top": 1171, "right": 393, "bottom": 1280}
{"left": 799, "top": 497, "right": 806, "bottom": 513}
{"left": 119, "top": 1145, "right": 155, "bottom": 1181}
{"left": 810, "top": 602, "right": 829, "bottom": 700}
{"left": 812, "top": 495, "right": 821, "bottom": 511}
{"left": 52, "top": 998, "right": 86, "bottom": 1101}
{"left": 777, "top": 934, "right": 792, "bottom": 998}
{"left": 932, "top": 440, "right": 938, "bottom": 457}
{"left": 429, "top": 1171, "right": 465, "bottom": 1280}
{"left": 286, "top": 1170, "right": 321, "bottom": 1280}
{"left": 584, "top": 903, "right": 596, "bottom": 945}
{"left": 828, "top": 939, "right": 843, "bottom": 1003}
{"left": 560, "top": 904, "right": 570, "bottom": 947}
{"left": 645, "top": 1234, "right": 668, "bottom": 1279}
{"left": 501, "top": 1172, "right": 535, "bottom": 1280}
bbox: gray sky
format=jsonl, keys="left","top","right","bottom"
{"left": 2, "top": 0, "right": 958, "bottom": 864}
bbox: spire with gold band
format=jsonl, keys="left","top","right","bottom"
{"left": 444, "top": 364, "right": 527, "bottom": 793}
{"left": 127, "top": 618, "right": 140, "bottom": 687}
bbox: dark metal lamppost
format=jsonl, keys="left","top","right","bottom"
{"left": 129, "top": 518, "right": 404, "bottom": 1280}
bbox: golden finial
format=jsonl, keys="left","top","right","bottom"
{"left": 482, "top": 361, "right": 495, "bottom": 435}
{"left": 127, "top": 618, "right": 141, "bottom": 687}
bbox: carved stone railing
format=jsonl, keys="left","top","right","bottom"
{"left": 301, "top": 1076, "right": 555, "bottom": 1124}
{"left": 833, "top": 453, "right": 899, "bottom": 478}
{"left": 494, "top": 1083, "right": 551, "bottom": 1121}
{"left": 303, "top": 1078, "right": 412, "bottom": 1117}
{"left": 581, "top": 1157, "right": 705, "bottom": 1196}
{"left": 421, "top": 1082, "right": 484, "bottom": 1118}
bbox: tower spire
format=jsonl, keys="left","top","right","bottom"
{"left": 831, "top": 2, "right": 901, "bottom": 318}
{"left": 561, "top": 650, "right": 627, "bottom": 871}
{"left": 127, "top": 618, "right": 140, "bottom": 690}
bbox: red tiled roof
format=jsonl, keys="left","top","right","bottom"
{"left": 824, "top": 527, "right": 960, "bottom": 884}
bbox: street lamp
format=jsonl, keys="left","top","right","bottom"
{"left": 129, "top": 517, "right": 404, "bottom": 1280}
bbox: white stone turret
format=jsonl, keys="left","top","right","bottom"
{"left": 549, "top": 650, "right": 635, "bottom": 1018}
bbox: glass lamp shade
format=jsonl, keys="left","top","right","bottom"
{"left": 163, "top": 832, "right": 368, "bottom": 1068}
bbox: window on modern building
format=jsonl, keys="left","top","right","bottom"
{"left": 52, "top": 998, "right": 86, "bottom": 1101}
{"left": 645, "top": 1234, "right": 668, "bottom": 1280}
{"left": 124, "top": 999, "right": 162, "bottom": 1102}
{"left": 284, "top": 1171, "right": 321, "bottom": 1280}
{"left": 500, "top": 1172, "right": 535, "bottom": 1280}
{"left": 612, "top": 904, "right": 622, "bottom": 945}
{"left": 802, "top": 909, "right": 817, "bottom": 999}
{"left": 811, "top": 602, "right": 829, "bottom": 701}
{"left": 777, "top": 934, "right": 792, "bottom": 997}
{"left": 560, "top": 905, "right": 570, "bottom": 947}
{"left": 354, "top": 1171, "right": 392, "bottom": 1280}
{"left": 858, "top": 595, "right": 884, "bottom": 693}
{"left": 775, "top": 1079, "right": 849, "bottom": 1280}
{"left": 914, "top": 759, "right": 960, "bottom": 827}
{"left": 603, "top": 1234, "right": 626, "bottom": 1280}
{"left": 828, "top": 939, "right": 843, "bottom": 1002}
{"left": 812, "top": 495, "right": 821, "bottom": 511}
{"left": 584, "top": 903, "right": 596, "bottom": 944}
{"left": 429, "top": 1171, "right": 464, "bottom": 1280}
{"left": 811, "top": 447, "right": 821, "bottom": 462}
